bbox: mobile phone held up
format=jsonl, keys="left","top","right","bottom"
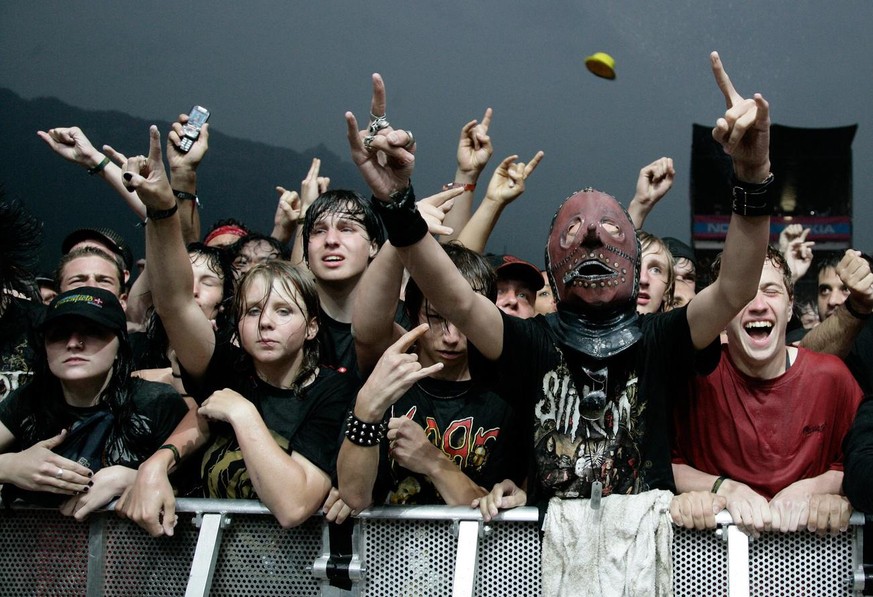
{"left": 178, "top": 105, "right": 210, "bottom": 153}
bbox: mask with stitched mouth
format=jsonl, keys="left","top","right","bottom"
{"left": 546, "top": 188, "right": 640, "bottom": 316}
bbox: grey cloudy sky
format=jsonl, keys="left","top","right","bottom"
{"left": 2, "top": 1, "right": 872, "bottom": 265}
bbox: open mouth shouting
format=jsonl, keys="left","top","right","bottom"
{"left": 743, "top": 320, "right": 774, "bottom": 345}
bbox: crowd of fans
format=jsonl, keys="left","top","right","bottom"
{"left": 1, "top": 51, "right": 872, "bottom": 593}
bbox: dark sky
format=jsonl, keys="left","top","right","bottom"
{"left": 2, "top": 1, "right": 872, "bottom": 265}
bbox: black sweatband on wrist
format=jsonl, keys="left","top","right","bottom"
{"left": 146, "top": 203, "right": 179, "bottom": 223}
{"left": 845, "top": 300, "right": 872, "bottom": 321}
{"left": 730, "top": 173, "right": 775, "bottom": 216}
{"left": 344, "top": 409, "right": 387, "bottom": 447}
{"left": 373, "top": 184, "right": 428, "bottom": 247}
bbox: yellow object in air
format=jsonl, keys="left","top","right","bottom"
{"left": 585, "top": 52, "right": 616, "bottom": 80}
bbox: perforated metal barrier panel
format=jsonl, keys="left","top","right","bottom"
{"left": 749, "top": 528, "right": 856, "bottom": 596}
{"left": 0, "top": 509, "right": 89, "bottom": 597}
{"left": 0, "top": 501, "right": 863, "bottom": 596}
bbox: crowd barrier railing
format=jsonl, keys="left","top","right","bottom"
{"left": 0, "top": 499, "right": 865, "bottom": 596}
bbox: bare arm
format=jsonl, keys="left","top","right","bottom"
{"left": 801, "top": 250, "right": 873, "bottom": 356}
{"left": 338, "top": 326, "right": 442, "bottom": 512}
{"left": 288, "top": 158, "right": 329, "bottom": 266}
{"left": 344, "top": 74, "right": 505, "bottom": 360}
{"left": 686, "top": 52, "right": 772, "bottom": 350}
{"left": 122, "top": 126, "right": 216, "bottom": 380}
{"left": 166, "top": 115, "right": 209, "bottom": 245}
{"left": 627, "top": 157, "right": 675, "bottom": 229}
{"left": 199, "top": 389, "right": 330, "bottom": 527}
{"left": 441, "top": 108, "right": 494, "bottom": 242}
{"left": 115, "top": 405, "right": 208, "bottom": 537}
{"left": 37, "top": 127, "right": 145, "bottom": 218}
{"left": 456, "top": 152, "right": 544, "bottom": 253}
{"left": 387, "top": 416, "right": 487, "bottom": 504}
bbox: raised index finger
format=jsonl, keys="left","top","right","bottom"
{"left": 370, "top": 73, "right": 387, "bottom": 118}
{"left": 389, "top": 323, "right": 430, "bottom": 354}
{"left": 710, "top": 51, "right": 742, "bottom": 109}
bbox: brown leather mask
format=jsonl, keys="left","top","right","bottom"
{"left": 546, "top": 189, "right": 640, "bottom": 314}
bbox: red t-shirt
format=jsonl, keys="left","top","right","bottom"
{"left": 673, "top": 346, "right": 863, "bottom": 499}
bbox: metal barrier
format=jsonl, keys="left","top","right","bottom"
{"left": 0, "top": 499, "right": 864, "bottom": 596}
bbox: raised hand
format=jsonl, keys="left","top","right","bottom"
{"left": 167, "top": 114, "right": 209, "bottom": 173}
{"left": 779, "top": 225, "right": 815, "bottom": 282}
{"left": 416, "top": 186, "right": 465, "bottom": 236}
{"left": 37, "top": 126, "right": 105, "bottom": 170}
{"left": 456, "top": 108, "right": 494, "bottom": 179}
{"left": 710, "top": 51, "right": 771, "bottom": 183}
{"left": 484, "top": 152, "right": 545, "bottom": 207}
{"left": 472, "top": 479, "right": 527, "bottom": 522}
{"left": 300, "top": 157, "right": 330, "bottom": 214}
{"left": 838, "top": 249, "right": 873, "bottom": 315}
{"left": 355, "top": 324, "right": 444, "bottom": 421}
{"left": 346, "top": 73, "right": 416, "bottom": 200}
{"left": 120, "top": 125, "right": 175, "bottom": 212}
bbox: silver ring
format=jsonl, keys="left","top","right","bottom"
{"left": 403, "top": 130, "right": 415, "bottom": 149}
{"left": 363, "top": 135, "right": 376, "bottom": 152}
{"left": 56, "top": 468, "right": 64, "bottom": 479}
{"left": 368, "top": 115, "right": 390, "bottom": 135}
{"left": 369, "top": 111, "right": 386, "bottom": 121}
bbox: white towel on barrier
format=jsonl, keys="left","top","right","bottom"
{"left": 541, "top": 490, "right": 674, "bottom": 597}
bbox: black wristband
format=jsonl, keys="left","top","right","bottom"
{"left": 373, "top": 185, "right": 428, "bottom": 247}
{"left": 146, "top": 203, "right": 179, "bottom": 222}
{"left": 845, "top": 300, "right": 872, "bottom": 321}
{"left": 344, "top": 410, "right": 387, "bottom": 447}
{"left": 87, "top": 156, "right": 110, "bottom": 176}
{"left": 173, "top": 189, "right": 198, "bottom": 203}
{"left": 158, "top": 443, "right": 181, "bottom": 466}
{"left": 731, "top": 173, "right": 775, "bottom": 216}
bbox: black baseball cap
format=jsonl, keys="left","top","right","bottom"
{"left": 486, "top": 254, "right": 545, "bottom": 292}
{"left": 62, "top": 227, "right": 134, "bottom": 272}
{"left": 663, "top": 237, "right": 697, "bottom": 268}
{"left": 39, "top": 287, "right": 127, "bottom": 339}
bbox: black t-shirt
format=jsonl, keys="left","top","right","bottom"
{"left": 0, "top": 297, "right": 43, "bottom": 402}
{"left": 0, "top": 378, "right": 188, "bottom": 469}
{"left": 367, "top": 377, "right": 521, "bottom": 505}
{"left": 317, "top": 303, "right": 411, "bottom": 380}
{"left": 472, "top": 308, "right": 719, "bottom": 504}
{"left": 181, "top": 342, "right": 358, "bottom": 499}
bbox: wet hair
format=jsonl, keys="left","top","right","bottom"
{"left": 638, "top": 230, "right": 675, "bottom": 311}
{"left": 301, "top": 190, "right": 385, "bottom": 262}
{"left": 55, "top": 246, "right": 125, "bottom": 296}
{"left": 0, "top": 194, "right": 42, "bottom": 296}
{"left": 139, "top": 243, "right": 235, "bottom": 369}
{"left": 230, "top": 233, "right": 289, "bottom": 265}
{"left": 711, "top": 245, "right": 794, "bottom": 300}
{"left": 232, "top": 261, "right": 321, "bottom": 393}
{"left": 404, "top": 242, "right": 496, "bottom": 324}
